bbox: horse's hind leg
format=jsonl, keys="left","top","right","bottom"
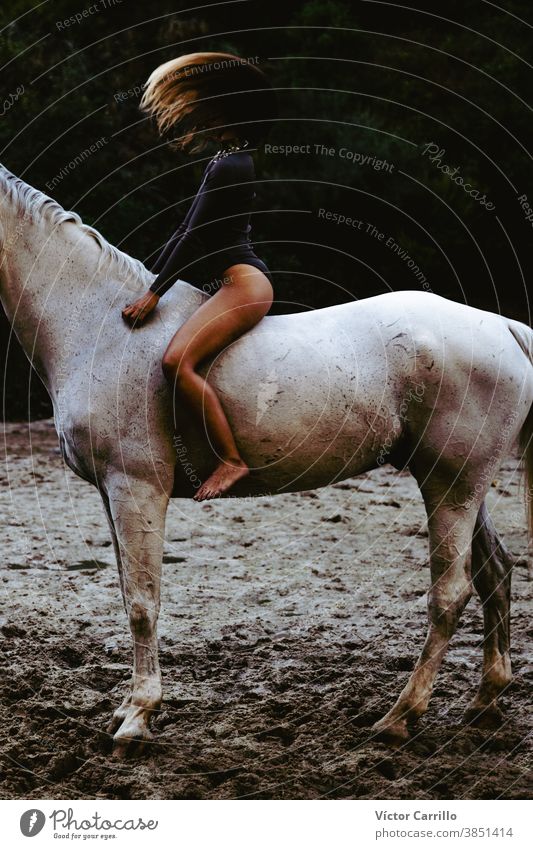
{"left": 373, "top": 489, "right": 477, "bottom": 745}
{"left": 464, "top": 501, "right": 513, "bottom": 727}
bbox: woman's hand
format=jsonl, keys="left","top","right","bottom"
{"left": 122, "top": 290, "right": 160, "bottom": 326}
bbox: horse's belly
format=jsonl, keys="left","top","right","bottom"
{"left": 240, "top": 396, "right": 401, "bottom": 493}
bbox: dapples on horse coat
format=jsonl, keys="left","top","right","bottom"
{"left": 1, "top": 164, "right": 532, "bottom": 755}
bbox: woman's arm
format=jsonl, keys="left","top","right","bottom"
{"left": 149, "top": 220, "right": 188, "bottom": 274}
{"left": 148, "top": 157, "right": 239, "bottom": 298}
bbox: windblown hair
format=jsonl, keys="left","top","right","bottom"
{"left": 139, "top": 52, "right": 278, "bottom": 152}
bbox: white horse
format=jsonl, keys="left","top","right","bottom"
{"left": 1, "top": 163, "right": 532, "bottom": 757}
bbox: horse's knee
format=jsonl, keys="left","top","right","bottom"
{"left": 128, "top": 599, "right": 158, "bottom": 636}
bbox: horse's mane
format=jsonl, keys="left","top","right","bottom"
{"left": 0, "top": 163, "right": 153, "bottom": 284}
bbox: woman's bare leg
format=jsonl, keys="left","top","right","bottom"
{"left": 161, "top": 264, "right": 273, "bottom": 500}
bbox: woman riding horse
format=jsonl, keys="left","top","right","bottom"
{"left": 122, "top": 52, "right": 278, "bottom": 501}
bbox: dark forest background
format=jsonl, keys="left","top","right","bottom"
{"left": 1, "top": 0, "right": 532, "bottom": 419}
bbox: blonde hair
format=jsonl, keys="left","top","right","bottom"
{"left": 139, "top": 52, "right": 277, "bottom": 152}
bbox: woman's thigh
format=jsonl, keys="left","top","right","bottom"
{"left": 163, "top": 264, "right": 273, "bottom": 368}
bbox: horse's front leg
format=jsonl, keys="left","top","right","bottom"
{"left": 102, "top": 473, "right": 169, "bottom": 757}
{"left": 99, "top": 491, "right": 132, "bottom": 732}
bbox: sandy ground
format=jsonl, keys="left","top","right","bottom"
{"left": 0, "top": 418, "right": 531, "bottom": 800}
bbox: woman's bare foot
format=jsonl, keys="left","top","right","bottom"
{"left": 194, "top": 459, "right": 249, "bottom": 501}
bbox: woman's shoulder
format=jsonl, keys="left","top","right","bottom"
{"left": 207, "top": 150, "right": 255, "bottom": 183}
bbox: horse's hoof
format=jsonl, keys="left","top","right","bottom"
{"left": 112, "top": 726, "right": 154, "bottom": 760}
{"left": 112, "top": 738, "right": 148, "bottom": 760}
{"left": 111, "top": 709, "right": 155, "bottom": 759}
{"left": 372, "top": 719, "right": 410, "bottom": 747}
{"left": 107, "top": 710, "right": 129, "bottom": 735}
{"left": 463, "top": 702, "right": 504, "bottom": 729}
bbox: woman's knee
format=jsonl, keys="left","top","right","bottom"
{"left": 161, "top": 352, "right": 194, "bottom": 387}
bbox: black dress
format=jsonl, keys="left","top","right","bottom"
{"left": 148, "top": 150, "right": 273, "bottom": 297}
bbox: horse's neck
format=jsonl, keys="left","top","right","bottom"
{"left": 0, "top": 211, "right": 132, "bottom": 392}
{"left": 0, "top": 182, "right": 196, "bottom": 402}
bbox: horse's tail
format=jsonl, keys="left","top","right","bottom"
{"left": 518, "top": 404, "right": 533, "bottom": 542}
{"left": 507, "top": 318, "right": 533, "bottom": 542}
